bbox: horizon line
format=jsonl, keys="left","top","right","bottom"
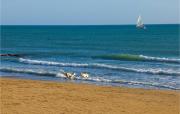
{"left": 0, "top": 23, "right": 179, "bottom": 26}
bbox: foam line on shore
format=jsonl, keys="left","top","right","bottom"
{"left": 0, "top": 67, "right": 178, "bottom": 90}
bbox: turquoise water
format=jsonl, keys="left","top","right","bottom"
{"left": 1, "top": 25, "right": 180, "bottom": 89}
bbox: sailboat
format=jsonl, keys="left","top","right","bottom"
{"left": 136, "top": 15, "right": 146, "bottom": 29}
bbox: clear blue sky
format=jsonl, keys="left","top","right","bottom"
{"left": 1, "top": 0, "right": 179, "bottom": 25}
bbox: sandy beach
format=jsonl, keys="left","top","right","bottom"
{"left": 0, "top": 77, "right": 179, "bottom": 114}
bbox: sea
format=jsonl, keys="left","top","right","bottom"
{"left": 1, "top": 25, "right": 180, "bottom": 90}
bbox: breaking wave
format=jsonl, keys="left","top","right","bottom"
{"left": 94, "top": 54, "right": 180, "bottom": 64}
{"left": 18, "top": 58, "right": 180, "bottom": 76}
{"left": 0, "top": 67, "right": 57, "bottom": 76}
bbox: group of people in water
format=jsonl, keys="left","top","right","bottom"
{"left": 63, "top": 72, "right": 89, "bottom": 80}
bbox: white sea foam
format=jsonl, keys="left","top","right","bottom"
{"left": 139, "top": 55, "right": 180, "bottom": 63}
{"left": 19, "top": 58, "right": 89, "bottom": 67}
{"left": 97, "top": 54, "right": 180, "bottom": 63}
{"left": 19, "top": 58, "right": 180, "bottom": 76}
{"left": 0, "top": 67, "right": 179, "bottom": 90}
{"left": 0, "top": 67, "right": 56, "bottom": 76}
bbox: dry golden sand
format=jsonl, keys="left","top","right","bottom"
{"left": 0, "top": 77, "right": 179, "bottom": 114}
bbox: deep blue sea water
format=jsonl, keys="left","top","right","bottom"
{"left": 1, "top": 25, "right": 180, "bottom": 90}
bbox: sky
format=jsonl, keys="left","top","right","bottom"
{"left": 1, "top": 0, "right": 179, "bottom": 25}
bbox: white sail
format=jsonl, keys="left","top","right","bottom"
{"left": 136, "top": 15, "right": 145, "bottom": 29}
{"left": 137, "top": 16, "right": 143, "bottom": 26}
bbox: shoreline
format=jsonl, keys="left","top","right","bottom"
{"left": 0, "top": 77, "right": 179, "bottom": 114}
{"left": 0, "top": 76, "right": 178, "bottom": 90}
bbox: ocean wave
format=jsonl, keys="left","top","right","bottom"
{"left": 94, "top": 54, "right": 180, "bottom": 64}
{"left": 139, "top": 55, "right": 180, "bottom": 63}
{"left": 19, "top": 58, "right": 89, "bottom": 67}
{"left": 91, "top": 64, "right": 180, "bottom": 76}
{"left": 19, "top": 58, "right": 180, "bottom": 76}
{"left": 111, "top": 80, "right": 179, "bottom": 90}
{"left": 0, "top": 67, "right": 68, "bottom": 78}
{"left": 0, "top": 67, "right": 57, "bottom": 76}
{"left": 0, "top": 67, "right": 178, "bottom": 90}
{"left": 78, "top": 77, "right": 179, "bottom": 90}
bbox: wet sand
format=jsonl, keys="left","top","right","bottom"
{"left": 0, "top": 77, "right": 179, "bottom": 114}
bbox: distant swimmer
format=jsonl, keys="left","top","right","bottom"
{"left": 80, "top": 72, "right": 89, "bottom": 78}
{"left": 63, "top": 72, "right": 76, "bottom": 80}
